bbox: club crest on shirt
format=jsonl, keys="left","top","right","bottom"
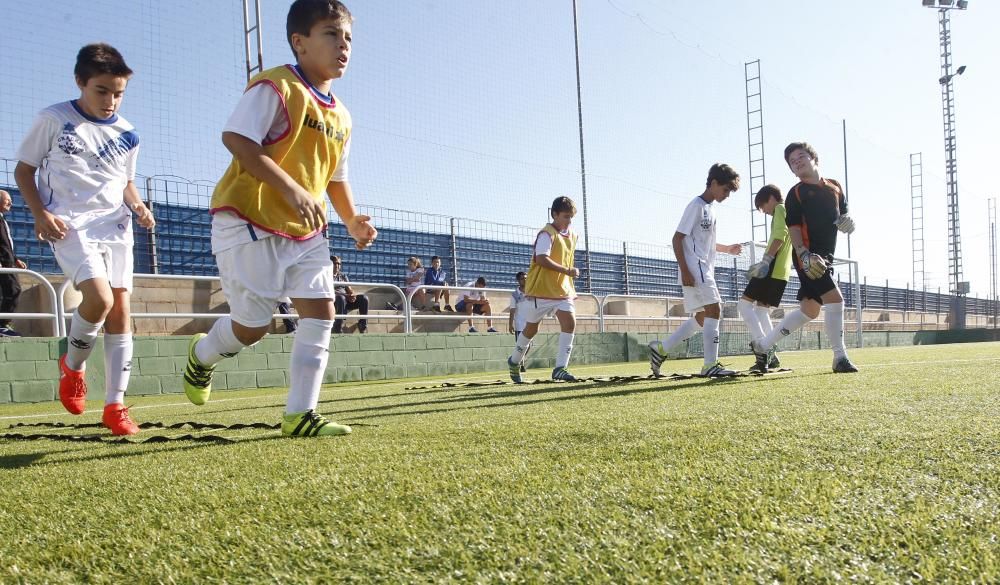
{"left": 57, "top": 123, "right": 85, "bottom": 155}
{"left": 700, "top": 208, "right": 713, "bottom": 231}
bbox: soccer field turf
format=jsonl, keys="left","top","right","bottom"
{"left": 2, "top": 342, "right": 998, "bottom": 583}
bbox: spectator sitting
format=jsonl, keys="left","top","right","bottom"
{"left": 404, "top": 256, "right": 427, "bottom": 310}
{"left": 456, "top": 276, "right": 497, "bottom": 333}
{"left": 0, "top": 189, "right": 26, "bottom": 337}
{"left": 276, "top": 296, "right": 297, "bottom": 333}
{"left": 331, "top": 255, "right": 369, "bottom": 334}
{"left": 423, "top": 255, "right": 452, "bottom": 312}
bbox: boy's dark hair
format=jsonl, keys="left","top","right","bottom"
{"left": 330, "top": 255, "right": 341, "bottom": 263}
{"left": 287, "top": 0, "right": 353, "bottom": 58}
{"left": 475, "top": 277, "right": 487, "bottom": 286}
{"left": 515, "top": 271, "right": 526, "bottom": 279}
{"left": 784, "top": 142, "right": 820, "bottom": 166}
{"left": 754, "top": 184, "right": 783, "bottom": 210}
{"left": 705, "top": 163, "right": 740, "bottom": 189}
{"left": 430, "top": 255, "right": 441, "bottom": 262}
{"left": 74, "top": 43, "right": 132, "bottom": 84}
{"left": 550, "top": 196, "right": 576, "bottom": 217}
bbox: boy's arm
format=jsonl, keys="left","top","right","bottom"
{"left": 533, "top": 254, "right": 579, "bottom": 278}
{"left": 765, "top": 205, "right": 788, "bottom": 257}
{"left": 222, "top": 131, "right": 327, "bottom": 233}
{"left": 716, "top": 242, "right": 743, "bottom": 255}
{"left": 672, "top": 231, "right": 694, "bottom": 287}
{"left": 14, "top": 162, "right": 68, "bottom": 241}
{"left": 122, "top": 181, "right": 155, "bottom": 229}
{"left": 326, "top": 180, "right": 376, "bottom": 250}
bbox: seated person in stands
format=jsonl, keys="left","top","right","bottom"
{"left": 331, "top": 255, "right": 369, "bottom": 334}
{"left": 404, "top": 256, "right": 427, "bottom": 309}
{"left": 456, "top": 276, "right": 497, "bottom": 333}
{"left": 423, "top": 255, "right": 452, "bottom": 312}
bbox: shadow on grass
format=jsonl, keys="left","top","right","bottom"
{"left": 0, "top": 433, "right": 285, "bottom": 469}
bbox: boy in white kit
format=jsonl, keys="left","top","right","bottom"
{"left": 181, "top": 0, "right": 376, "bottom": 437}
{"left": 648, "top": 163, "right": 743, "bottom": 377}
{"left": 14, "top": 43, "right": 155, "bottom": 435}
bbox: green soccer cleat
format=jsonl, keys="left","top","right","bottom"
{"left": 551, "top": 367, "right": 578, "bottom": 382}
{"left": 508, "top": 357, "right": 523, "bottom": 384}
{"left": 183, "top": 333, "right": 215, "bottom": 405}
{"left": 701, "top": 362, "right": 737, "bottom": 377}
{"left": 282, "top": 410, "right": 352, "bottom": 437}
{"left": 648, "top": 341, "right": 666, "bottom": 377}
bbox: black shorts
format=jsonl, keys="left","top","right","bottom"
{"left": 455, "top": 300, "right": 485, "bottom": 314}
{"left": 742, "top": 277, "right": 787, "bottom": 307}
{"left": 794, "top": 265, "right": 838, "bottom": 303}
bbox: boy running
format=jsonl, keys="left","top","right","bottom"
{"left": 649, "top": 163, "right": 743, "bottom": 377}
{"left": 508, "top": 196, "right": 580, "bottom": 383}
{"left": 182, "top": 0, "right": 377, "bottom": 437}
{"left": 15, "top": 43, "right": 155, "bottom": 435}
{"left": 738, "top": 184, "right": 791, "bottom": 372}
{"left": 750, "top": 142, "right": 858, "bottom": 373}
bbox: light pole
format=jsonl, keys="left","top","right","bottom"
{"left": 922, "top": 0, "right": 968, "bottom": 329}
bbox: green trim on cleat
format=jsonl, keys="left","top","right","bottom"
{"left": 183, "top": 333, "right": 215, "bottom": 405}
{"left": 508, "top": 357, "right": 523, "bottom": 384}
{"left": 282, "top": 410, "right": 352, "bottom": 437}
{"left": 648, "top": 341, "right": 666, "bottom": 377}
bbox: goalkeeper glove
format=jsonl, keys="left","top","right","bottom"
{"left": 746, "top": 254, "right": 774, "bottom": 279}
{"left": 835, "top": 214, "right": 855, "bottom": 234}
{"left": 798, "top": 249, "right": 828, "bottom": 280}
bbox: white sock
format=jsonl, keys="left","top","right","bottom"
{"left": 738, "top": 299, "right": 765, "bottom": 341}
{"left": 66, "top": 311, "right": 103, "bottom": 371}
{"left": 195, "top": 316, "right": 246, "bottom": 366}
{"left": 556, "top": 332, "right": 575, "bottom": 369}
{"left": 824, "top": 302, "right": 848, "bottom": 360}
{"left": 103, "top": 333, "right": 132, "bottom": 405}
{"left": 762, "top": 309, "right": 813, "bottom": 348}
{"left": 755, "top": 306, "right": 774, "bottom": 337}
{"left": 661, "top": 317, "right": 702, "bottom": 351}
{"left": 702, "top": 317, "right": 721, "bottom": 366}
{"left": 285, "top": 318, "right": 333, "bottom": 414}
{"left": 510, "top": 332, "right": 533, "bottom": 364}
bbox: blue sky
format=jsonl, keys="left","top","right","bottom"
{"left": 1, "top": 0, "right": 997, "bottom": 298}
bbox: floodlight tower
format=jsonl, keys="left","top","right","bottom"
{"left": 923, "top": 0, "right": 968, "bottom": 328}
{"left": 242, "top": 0, "right": 264, "bottom": 83}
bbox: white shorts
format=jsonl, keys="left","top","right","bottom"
{"left": 682, "top": 284, "right": 722, "bottom": 314}
{"left": 52, "top": 215, "right": 134, "bottom": 291}
{"left": 520, "top": 297, "right": 575, "bottom": 324}
{"left": 216, "top": 234, "right": 334, "bottom": 327}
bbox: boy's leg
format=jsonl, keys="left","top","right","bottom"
{"left": 820, "top": 287, "right": 857, "bottom": 372}
{"left": 102, "top": 288, "right": 139, "bottom": 435}
{"left": 701, "top": 303, "right": 722, "bottom": 368}
{"left": 66, "top": 278, "right": 114, "bottom": 370}
{"left": 286, "top": 297, "right": 334, "bottom": 414}
{"left": 737, "top": 297, "right": 765, "bottom": 340}
{"left": 755, "top": 304, "right": 774, "bottom": 336}
{"left": 757, "top": 300, "right": 817, "bottom": 352}
{"left": 483, "top": 301, "right": 496, "bottom": 331}
{"left": 554, "top": 309, "right": 576, "bottom": 370}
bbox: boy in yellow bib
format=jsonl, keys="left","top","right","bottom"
{"left": 182, "top": 0, "right": 376, "bottom": 437}
{"left": 507, "top": 196, "right": 580, "bottom": 383}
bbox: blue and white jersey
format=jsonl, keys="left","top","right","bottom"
{"left": 675, "top": 195, "right": 717, "bottom": 286}
{"left": 510, "top": 287, "right": 528, "bottom": 331}
{"left": 17, "top": 100, "right": 139, "bottom": 231}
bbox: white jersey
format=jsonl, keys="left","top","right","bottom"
{"left": 675, "top": 195, "right": 717, "bottom": 286}
{"left": 16, "top": 101, "right": 138, "bottom": 232}
{"left": 510, "top": 287, "right": 528, "bottom": 331}
{"left": 211, "top": 83, "right": 351, "bottom": 254}
{"left": 459, "top": 280, "right": 485, "bottom": 302}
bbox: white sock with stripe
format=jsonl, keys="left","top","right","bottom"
{"left": 555, "top": 332, "right": 574, "bottom": 369}
{"left": 702, "top": 317, "right": 721, "bottom": 366}
{"left": 286, "top": 318, "right": 333, "bottom": 415}
{"left": 824, "top": 303, "right": 848, "bottom": 360}
{"left": 195, "top": 316, "right": 246, "bottom": 366}
{"left": 66, "top": 311, "right": 102, "bottom": 371}
{"left": 762, "top": 309, "right": 812, "bottom": 349}
{"left": 660, "top": 317, "right": 702, "bottom": 352}
{"left": 510, "top": 332, "right": 532, "bottom": 364}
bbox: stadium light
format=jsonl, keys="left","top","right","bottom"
{"left": 920, "top": 0, "right": 969, "bottom": 8}
{"left": 939, "top": 64, "right": 967, "bottom": 85}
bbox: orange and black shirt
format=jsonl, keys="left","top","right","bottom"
{"left": 785, "top": 178, "right": 848, "bottom": 265}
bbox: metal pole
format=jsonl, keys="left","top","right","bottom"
{"left": 571, "top": 0, "right": 592, "bottom": 292}
{"left": 842, "top": 119, "right": 852, "bottom": 258}
{"left": 449, "top": 217, "right": 460, "bottom": 285}
{"left": 144, "top": 177, "right": 159, "bottom": 275}
{"left": 622, "top": 241, "right": 630, "bottom": 295}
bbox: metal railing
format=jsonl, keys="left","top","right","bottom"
{"left": 0, "top": 267, "right": 63, "bottom": 336}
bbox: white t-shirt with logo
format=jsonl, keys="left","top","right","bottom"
{"left": 16, "top": 100, "right": 138, "bottom": 232}
{"left": 675, "top": 195, "right": 717, "bottom": 286}
{"left": 460, "top": 280, "right": 485, "bottom": 302}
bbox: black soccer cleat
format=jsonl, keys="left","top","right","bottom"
{"left": 832, "top": 357, "right": 859, "bottom": 373}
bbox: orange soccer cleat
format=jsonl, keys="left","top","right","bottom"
{"left": 102, "top": 403, "right": 140, "bottom": 436}
{"left": 58, "top": 355, "right": 88, "bottom": 415}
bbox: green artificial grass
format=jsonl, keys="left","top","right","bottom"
{"left": 1, "top": 343, "right": 998, "bottom": 583}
